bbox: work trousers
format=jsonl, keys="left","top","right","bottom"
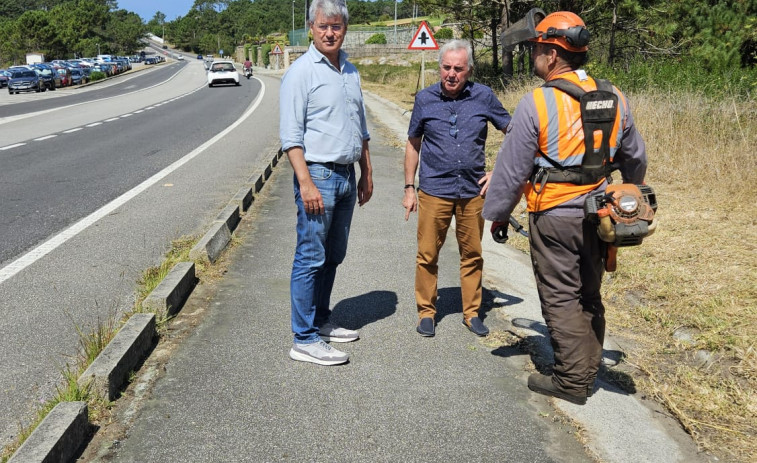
{"left": 529, "top": 213, "right": 606, "bottom": 395}
{"left": 415, "top": 190, "right": 485, "bottom": 321}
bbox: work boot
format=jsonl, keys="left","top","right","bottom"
{"left": 527, "top": 373, "right": 587, "bottom": 405}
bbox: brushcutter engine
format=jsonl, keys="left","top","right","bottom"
{"left": 584, "top": 184, "right": 657, "bottom": 246}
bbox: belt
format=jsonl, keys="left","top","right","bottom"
{"left": 306, "top": 161, "right": 352, "bottom": 169}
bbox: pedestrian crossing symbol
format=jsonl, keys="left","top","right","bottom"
{"left": 408, "top": 21, "right": 439, "bottom": 50}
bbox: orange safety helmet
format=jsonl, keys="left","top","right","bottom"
{"left": 529, "top": 11, "right": 590, "bottom": 53}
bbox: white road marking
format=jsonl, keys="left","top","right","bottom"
{"left": 34, "top": 135, "right": 57, "bottom": 141}
{"left": 0, "top": 80, "right": 266, "bottom": 285}
{"left": 0, "top": 143, "right": 26, "bottom": 150}
{"left": 62, "top": 128, "right": 83, "bottom": 133}
{"left": 105, "top": 117, "right": 120, "bottom": 122}
{"left": 86, "top": 122, "right": 103, "bottom": 127}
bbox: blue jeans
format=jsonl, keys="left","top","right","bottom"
{"left": 291, "top": 163, "right": 356, "bottom": 343}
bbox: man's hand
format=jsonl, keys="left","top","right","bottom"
{"left": 478, "top": 172, "right": 492, "bottom": 197}
{"left": 403, "top": 188, "right": 417, "bottom": 221}
{"left": 300, "top": 182, "right": 324, "bottom": 215}
{"left": 358, "top": 173, "right": 373, "bottom": 206}
{"left": 491, "top": 221, "right": 508, "bottom": 243}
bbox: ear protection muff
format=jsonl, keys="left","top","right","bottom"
{"left": 542, "top": 26, "right": 591, "bottom": 49}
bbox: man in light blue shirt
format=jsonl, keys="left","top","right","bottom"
{"left": 279, "top": 0, "right": 373, "bottom": 366}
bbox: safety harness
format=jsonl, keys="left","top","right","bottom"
{"left": 532, "top": 78, "right": 619, "bottom": 190}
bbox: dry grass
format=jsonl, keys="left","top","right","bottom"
{"left": 363, "top": 67, "right": 757, "bottom": 462}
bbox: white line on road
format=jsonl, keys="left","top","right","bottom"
{"left": 34, "top": 135, "right": 57, "bottom": 141}
{"left": 62, "top": 128, "right": 83, "bottom": 133}
{"left": 121, "top": 114, "right": 133, "bottom": 118}
{"left": 0, "top": 143, "right": 26, "bottom": 150}
{"left": 0, "top": 79, "right": 266, "bottom": 286}
{"left": 86, "top": 122, "right": 103, "bottom": 127}
{"left": 105, "top": 117, "right": 120, "bottom": 122}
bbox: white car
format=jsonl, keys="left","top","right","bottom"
{"left": 207, "top": 60, "right": 239, "bottom": 87}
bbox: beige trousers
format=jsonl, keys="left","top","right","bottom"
{"left": 415, "top": 190, "right": 485, "bottom": 321}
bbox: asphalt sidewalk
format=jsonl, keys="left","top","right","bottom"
{"left": 92, "top": 85, "right": 706, "bottom": 462}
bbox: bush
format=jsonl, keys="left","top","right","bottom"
{"left": 88, "top": 71, "right": 106, "bottom": 81}
{"left": 366, "top": 33, "right": 387, "bottom": 45}
{"left": 261, "top": 44, "right": 271, "bottom": 67}
{"left": 435, "top": 28, "right": 453, "bottom": 40}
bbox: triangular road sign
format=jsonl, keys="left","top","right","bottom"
{"left": 272, "top": 44, "right": 284, "bottom": 55}
{"left": 408, "top": 21, "right": 439, "bottom": 50}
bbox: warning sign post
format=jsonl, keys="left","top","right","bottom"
{"left": 407, "top": 21, "right": 439, "bottom": 88}
{"left": 271, "top": 43, "right": 284, "bottom": 70}
{"left": 408, "top": 21, "right": 439, "bottom": 50}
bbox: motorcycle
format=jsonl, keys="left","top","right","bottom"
{"left": 244, "top": 67, "right": 252, "bottom": 79}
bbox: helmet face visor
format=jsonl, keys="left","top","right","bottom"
{"left": 501, "top": 7, "right": 546, "bottom": 51}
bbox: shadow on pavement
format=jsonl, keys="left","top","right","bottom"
{"left": 330, "top": 290, "right": 398, "bottom": 330}
{"left": 489, "top": 316, "right": 637, "bottom": 396}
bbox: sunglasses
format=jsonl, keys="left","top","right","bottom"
{"left": 449, "top": 112, "right": 458, "bottom": 138}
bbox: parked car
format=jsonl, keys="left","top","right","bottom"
{"left": 92, "top": 64, "right": 111, "bottom": 76}
{"left": 98, "top": 62, "right": 117, "bottom": 75}
{"left": 8, "top": 68, "right": 44, "bottom": 94}
{"left": 207, "top": 60, "right": 239, "bottom": 87}
{"left": 55, "top": 66, "right": 72, "bottom": 86}
{"left": 0, "top": 69, "right": 9, "bottom": 88}
{"left": 31, "top": 64, "right": 60, "bottom": 90}
{"left": 69, "top": 68, "right": 87, "bottom": 85}
{"left": 196, "top": 54, "right": 203, "bottom": 60}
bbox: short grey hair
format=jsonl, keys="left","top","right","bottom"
{"left": 439, "top": 39, "right": 474, "bottom": 71}
{"left": 309, "top": 0, "right": 349, "bottom": 25}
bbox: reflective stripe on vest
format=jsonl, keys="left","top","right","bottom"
{"left": 525, "top": 73, "right": 629, "bottom": 212}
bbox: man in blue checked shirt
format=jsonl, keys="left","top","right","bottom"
{"left": 279, "top": 0, "right": 373, "bottom": 366}
{"left": 402, "top": 39, "right": 511, "bottom": 338}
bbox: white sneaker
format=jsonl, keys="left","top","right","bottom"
{"left": 318, "top": 323, "right": 359, "bottom": 343}
{"left": 289, "top": 340, "right": 349, "bottom": 366}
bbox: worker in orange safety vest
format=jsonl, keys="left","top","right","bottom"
{"left": 483, "top": 11, "right": 648, "bottom": 405}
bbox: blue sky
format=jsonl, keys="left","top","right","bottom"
{"left": 117, "top": 0, "right": 195, "bottom": 22}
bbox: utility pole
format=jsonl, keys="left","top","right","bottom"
{"left": 394, "top": 0, "right": 397, "bottom": 44}
{"left": 292, "top": 0, "right": 295, "bottom": 45}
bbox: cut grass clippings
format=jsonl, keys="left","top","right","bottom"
{"left": 360, "top": 63, "right": 756, "bottom": 462}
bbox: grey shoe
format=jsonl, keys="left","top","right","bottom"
{"left": 289, "top": 340, "right": 349, "bottom": 366}
{"left": 318, "top": 322, "right": 359, "bottom": 343}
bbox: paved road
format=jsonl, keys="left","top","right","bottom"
{"left": 89, "top": 104, "right": 590, "bottom": 463}
{"left": 82, "top": 77, "right": 708, "bottom": 462}
{"left": 0, "top": 61, "right": 281, "bottom": 450}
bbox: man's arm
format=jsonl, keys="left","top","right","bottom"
{"left": 286, "top": 146, "right": 324, "bottom": 215}
{"left": 403, "top": 137, "right": 422, "bottom": 220}
{"left": 357, "top": 139, "right": 373, "bottom": 206}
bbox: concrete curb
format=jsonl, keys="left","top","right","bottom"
{"left": 8, "top": 402, "right": 89, "bottom": 463}
{"left": 189, "top": 219, "right": 232, "bottom": 264}
{"left": 142, "top": 262, "right": 197, "bottom": 317}
{"left": 230, "top": 187, "right": 254, "bottom": 213}
{"left": 78, "top": 313, "right": 157, "bottom": 401}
